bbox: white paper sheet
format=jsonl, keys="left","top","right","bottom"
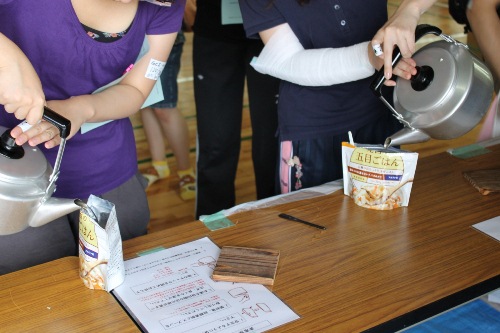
{"left": 472, "top": 216, "right": 500, "bottom": 242}
{"left": 112, "top": 237, "right": 299, "bottom": 333}
{"left": 201, "top": 179, "right": 343, "bottom": 221}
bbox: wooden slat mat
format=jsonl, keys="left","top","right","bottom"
{"left": 463, "top": 169, "right": 500, "bottom": 195}
{"left": 212, "top": 246, "right": 280, "bottom": 285}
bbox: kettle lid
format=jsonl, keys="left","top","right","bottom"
{"left": 393, "top": 40, "right": 473, "bottom": 121}
{"left": 0, "top": 126, "right": 48, "bottom": 183}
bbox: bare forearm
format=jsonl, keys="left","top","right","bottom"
{"left": 0, "top": 33, "right": 45, "bottom": 124}
{"left": 77, "top": 83, "right": 149, "bottom": 123}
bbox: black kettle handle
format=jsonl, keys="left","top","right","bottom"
{"left": 0, "top": 106, "right": 72, "bottom": 160}
{"left": 370, "top": 24, "right": 442, "bottom": 97}
{"left": 42, "top": 106, "right": 71, "bottom": 139}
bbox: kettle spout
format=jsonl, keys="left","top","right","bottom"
{"left": 384, "top": 127, "right": 431, "bottom": 148}
{"left": 30, "top": 198, "right": 80, "bottom": 228}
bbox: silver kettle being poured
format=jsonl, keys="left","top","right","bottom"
{"left": 371, "top": 24, "right": 494, "bottom": 147}
{"left": 0, "top": 107, "right": 79, "bottom": 235}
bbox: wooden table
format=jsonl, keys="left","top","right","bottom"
{"left": 123, "top": 142, "right": 500, "bottom": 332}
{"left": 0, "top": 256, "right": 139, "bottom": 332}
{"left": 1, "top": 143, "right": 499, "bottom": 332}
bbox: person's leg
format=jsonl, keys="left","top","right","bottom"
{"left": 154, "top": 37, "right": 188, "bottom": 170}
{"left": 155, "top": 106, "right": 191, "bottom": 170}
{"left": 154, "top": 105, "right": 196, "bottom": 200}
{"left": 141, "top": 107, "right": 170, "bottom": 185}
{"left": 140, "top": 109, "right": 170, "bottom": 185}
{"left": 141, "top": 37, "right": 187, "bottom": 186}
{"left": 193, "top": 35, "right": 246, "bottom": 218}
{"left": 245, "top": 40, "right": 280, "bottom": 200}
{"left": 286, "top": 137, "right": 342, "bottom": 191}
{"left": 142, "top": 107, "right": 167, "bottom": 163}
{"left": 153, "top": 36, "right": 195, "bottom": 199}
{"left": 0, "top": 216, "right": 77, "bottom": 275}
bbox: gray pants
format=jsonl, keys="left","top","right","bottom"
{"left": 0, "top": 172, "right": 150, "bottom": 275}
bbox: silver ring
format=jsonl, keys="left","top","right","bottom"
{"left": 45, "top": 129, "right": 54, "bottom": 139}
{"left": 372, "top": 44, "right": 383, "bottom": 56}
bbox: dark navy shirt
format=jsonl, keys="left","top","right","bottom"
{"left": 239, "top": 0, "right": 392, "bottom": 141}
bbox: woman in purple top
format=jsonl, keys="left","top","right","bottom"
{"left": 0, "top": 0, "right": 185, "bottom": 275}
{"left": 238, "top": 0, "right": 430, "bottom": 194}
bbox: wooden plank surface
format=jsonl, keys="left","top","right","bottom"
{"left": 211, "top": 246, "right": 280, "bottom": 285}
{"left": 463, "top": 169, "right": 500, "bottom": 195}
{"left": 0, "top": 257, "right": 139, "bottom": 333}
{"left": 121, "top": 143, "right": 500, "bottom": 332}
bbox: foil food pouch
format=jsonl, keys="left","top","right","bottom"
{"left": 78, "top": 195, "right": 125, "bottom": 291}
{"left": 342, "top": 142, "right": 419, "bottom": 210}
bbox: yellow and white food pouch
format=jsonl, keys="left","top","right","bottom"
{"left": 342, "top": 142, "right": 419, "bottom": 210}
{"left": 78, "top": 195, "right": 125, "bottom": 291}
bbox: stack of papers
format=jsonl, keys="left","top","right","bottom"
{"left": 113, "top": 237, "right": 299, "bottom": 333}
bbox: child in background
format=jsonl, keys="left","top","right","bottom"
{"left": 141, "top": 30, "right": 196, "bottom": 200}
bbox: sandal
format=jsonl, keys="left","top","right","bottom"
{"left": 142, "top": 166, "right": 160, "bottom": 187}
{"left": 142, "top": 161, "right": 171, "bottom": 187}
{"left": 179, "top": 174, "right": 196, "bottom": 201}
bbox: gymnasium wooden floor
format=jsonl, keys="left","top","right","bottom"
{"left": 131, "top": 0, "right": 485, "bottom": 234}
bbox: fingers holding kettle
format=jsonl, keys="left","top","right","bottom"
{"left": 368, "top": 42, "right": 417, "bottom": 86}
{"left": 44, "top": 99, "right": 88, "bottom": 140}
{"left": 371, "top": 0, "right": 433, "bottom": 79}
{"left": 40, "top": 126, "right": 61, "bottom": 149}
{"left": 29, "top": 122, "right": 61, "bottom": 148}
{"left": 391, "top": 57, "right": 417, "bottom": 82}
{"left": 382, "top": 58, "right": 417, "bottom": 87}
{"left": 373, "top": 25, "right": 416, "bottom": 80}
{"left": 12, "top": 121, "right": 61, "bottom": 148}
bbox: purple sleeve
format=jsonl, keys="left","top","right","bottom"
{"left": 145, "top": 0, "right": 186, "bottom": 35}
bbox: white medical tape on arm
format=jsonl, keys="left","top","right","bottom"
{"left": 251, "top": 24, "right": 375, "bottom": 86}
{"left": 145, "top": 58, "right": 166, "bottom": 80}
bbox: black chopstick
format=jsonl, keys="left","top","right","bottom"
{"left": 278, "top": 213, "right": 327, "bottom": 230}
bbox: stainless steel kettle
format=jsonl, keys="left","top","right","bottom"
{"left": 371, "top": 24, "right": 494, "bottom": 147}
{"left": 0, "top": 107, "right": 79, "bottom": 235}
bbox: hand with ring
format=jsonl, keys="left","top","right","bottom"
{"left": 11, "top": 120, "right": 61, "bottom": 149}
{"left": 371, "top": 0, "right": 437, "bottom": 79}
{"left": 10, "top": 98, "right": 85, "bottom": 148}
{"left": 367, "top": 42, "right": 417, "bottom": 87}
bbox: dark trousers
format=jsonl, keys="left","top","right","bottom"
{"left": 193, "top": 35, "right": 280, "bottom": 218}
{"left": 286, "top": 110, "right": 404, "bottom": 191}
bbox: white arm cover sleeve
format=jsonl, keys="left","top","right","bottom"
{"left": 251, "top": 23, "right": 375, "bottom": 86}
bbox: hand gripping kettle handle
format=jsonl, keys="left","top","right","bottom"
{"left": 369, "top": 24, "right": 443, "bottom": 97}
{"left": 42, "top": 106, "right": 71, "bottom": 139}
{"left": 41, "top": 106, "right": 71, "bottom": 196}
